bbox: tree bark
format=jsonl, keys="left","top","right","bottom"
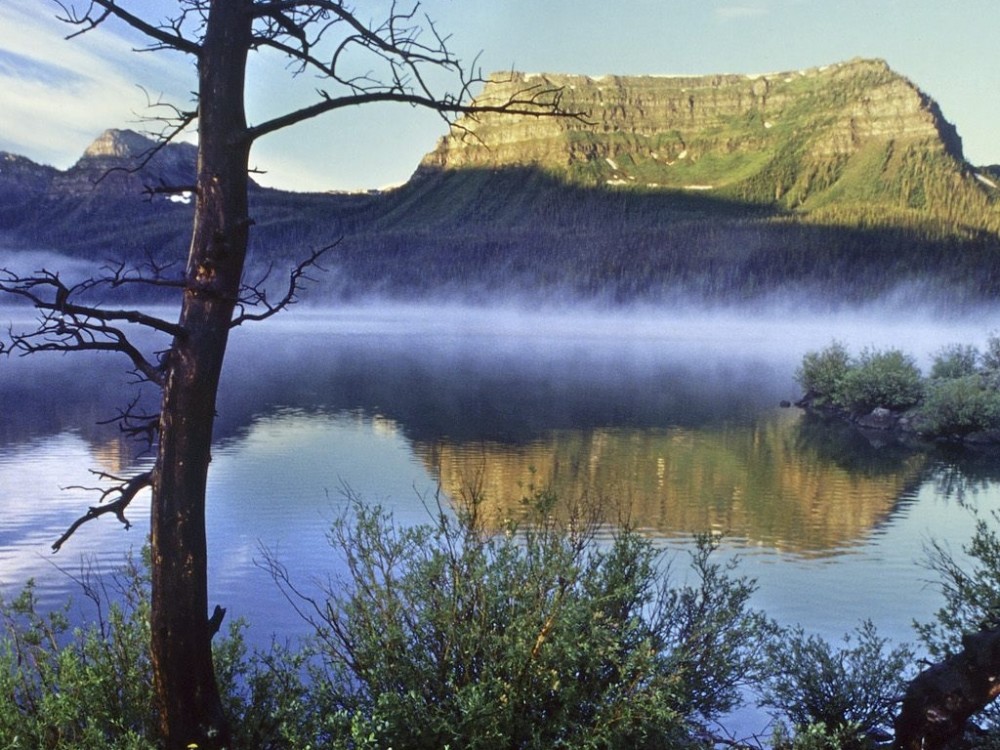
{"left": 894, "top": 628, "right": 1000, "bottom": 750}
{"left": 149, "top": 2, "right": 252, "bottom": 747}
{"left": 16, "top": 4, "right": 572, "bottom": 747}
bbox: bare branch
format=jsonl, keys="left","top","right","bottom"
{"left": 96, "top": 394, "right": 160, "bottom": 453}
{"left": 52, "top": 470, "right": 153, "bottom": 553}
{"left": 92, "top": 101, "right": 199, "bottom": 191}
{"left": 207, "top": 604, "right": 227, "bottom": 638}
{"left": 55, "top": 0, "right": 202, "bottom": 56}
{"left": 230, "top": 241, "right": 336, "bottom": 327}
{"left": 246, "top": 83, "right": 577, "bottom": 143}
{"left": 0, "top": 268, "right": 184, "bottom": 386}
{"left": 0, "top": 268, "right": 184, "bottom": 335}
{"left": 97, "top": 257, "right": 187, "bottom": 292}
{"left": 242, "top": 1, "right": 583, "bottom": 143}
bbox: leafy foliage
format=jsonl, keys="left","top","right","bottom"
{"left": 908, "top": 509, "right": 1000, "bottom": 747}
{"left": 760, "top": 620, "right": 914, "bottom": 748}
{"left": 981, "top": 333, "right": 1000, "bottom": 376}
{"left": 796, "top": 343, "right": 923, "bottom": 415}
{"left": 918, "top": 375, "right": 1000, "bottom": 437}
{"left": 769, "top": 720, "right": 874, "bottom": 750}
{"left": 0, "top": 555, "right": 156, "bottom": 749}
{"left": 0, "top": 554, "right": 324, "bottom": 750}
{"left": 797, "top": 341, "right": 1000, "bottom": 438}
{"left": 930, "top": 343, "right": 981, "bottom": 380}
{"left": 918, "top": 511, "right": 1000, "bottom": 659}
{"left": 0, "top": 490, "right": 784, "bottom": 750}
{"left": 836, "top": 347, "right": 923, "bottom": 415}
{"left": 269, "top": 490, "right": 777, "bottom": 749}
{"left": 795, "top": 340, "right": 851, "bottom": 406}
{"left": 0, "top": 490, "right": 936, "bottom": 750}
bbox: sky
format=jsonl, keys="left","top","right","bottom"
{"left": 1, "top": 0, "right": 999, "bottom": 192}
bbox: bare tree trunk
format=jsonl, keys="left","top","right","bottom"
{"left": 894, "top": 628, "right": 1000, "bottom": 750}
{"left": 149, "top": 2, "right": 252, "bottom": 747}
{"left": 1, "top": 4, "right": 572, "bottom": 747}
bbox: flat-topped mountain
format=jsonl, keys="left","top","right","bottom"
{"left": 426, "top": 60, "right": 962, "bottom": 179}
{"left": 1, "top": 60, "right": 999, "bottom": 309}
{"left": 421, "top": 58, "right": 996, "bottom": 232}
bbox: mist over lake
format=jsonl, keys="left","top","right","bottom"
{"left": 5, "top": 301, "right": 1000, "bottom": 740}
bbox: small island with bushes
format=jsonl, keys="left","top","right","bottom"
{"left": 795, "top": 336, "right": 1000, "bottom": 444}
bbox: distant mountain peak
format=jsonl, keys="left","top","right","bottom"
{"left": 82, "top": 129, "right": 159, "bottom": 161}
{"left": 56, "top": 128, "right": 199, "bottom": 196}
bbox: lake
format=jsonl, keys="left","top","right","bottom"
{"left": 3, "top": 302, "right": 1000, "bottom": 731}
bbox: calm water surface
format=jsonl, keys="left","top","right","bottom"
{"left": 3, "top": 304, "right": 1000, "bottom": 703}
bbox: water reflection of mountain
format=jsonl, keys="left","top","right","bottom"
{"left": 414, "top": 409, "right": 928, "bottom": 557}
{"left": 7, "top": 309, "right": 992, "bottom": 558}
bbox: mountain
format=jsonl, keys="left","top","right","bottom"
{"left": 0, "top": 129, "right": 203, "bottom": 258}
{"left": 1, "top": 129, "right": 198, "bottom": 199}
{"left": 420, "top": 58, "right": 997, "bottom": 233}
{"left": 55, "top": 128, "right": 199, "bottom": 196}
{"left": 1, "top": 60, "right": 999, "bottom": 309}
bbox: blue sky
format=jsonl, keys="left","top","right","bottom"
{"left": 1, "top": 0, "right": 998, "bottom": 191}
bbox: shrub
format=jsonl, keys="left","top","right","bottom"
{"left": 760, "top": 620, "right": 914, "bottom": 750}
{"left": 795, "top": 341, "right": 852, "bottom": 405}
{"left": 268, "top": 489, "right": 777, "bottom": 750}
{"left": 770, "top": 720, "right": 872, "bottom": 750}
{"left": 918, "top": 510, "right": 1000, "bottom": 659}
{"left": 930, "top": 343, "right": 980, "bottom": 380}
{"left": 915, "top": 510, "right": 1000, "bottom": 745}
{"left": 916, "top": 375, "right": 1000, "bottom": 437}
{"left": 0, "top": 556, "right": 157, "bottom": 750}
{"left": 835, "top": 347, "right": 923, "bottom": 414}
{"left": 0, "top": 553, "right": 324, "bottom": 750}
{"left": 981, "top": 332, "right": 1000, "bottom": 374}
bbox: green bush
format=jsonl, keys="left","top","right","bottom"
{"left": 0, "top": 553, "right": 325, "bottom": 750}
{"left": 0, "top": 556, "right": 157, "bottom": 750}
{"left": 267, "top": 490, "right": 777, "bottom": 750}
{"left": 760, "top": 620, "right": 913, "bottom": 749}
{"left": 918, "top": 510, "right": 1000, "bottom": 659}
{"left": 24, "top": 490, "right": 952, "bottom": 749}
{"left": 770, "top": 720, "right": 872, "bottom": 750}
{"left": 796, "top": 340, "right": 1000, "bottom": 440}
{"left": 915, "top": 510, "right": 1000, "bottom": 746}
{"left": 916, "top": 375, "right": 1000, "bottom": 437}
{"left": 795, "top": 341, "right": 852, "bottom": 406}
{"left": 930, "top": 343, "right": 980, "bottom": 380}
{"left": 981, "top": 332, "right": 1000, "bottom": 374}
{"left": 834, "top": 347, "right": 923, "bottom": 415}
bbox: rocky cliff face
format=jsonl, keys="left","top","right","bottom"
{"left": 53, "top": 128, "right": 198, "bottom": 196}
{"left": 2, "top": 67, "right": 999, "bottom": 307}
{"left": 420, "top": 59, "right": 981, "bottom": 214}
{"left": 0, "top": 129, "right": 203, "bottom": 203}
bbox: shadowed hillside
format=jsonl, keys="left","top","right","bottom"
{"left": 1, "top": 59, "right": 998, "bottom": 309}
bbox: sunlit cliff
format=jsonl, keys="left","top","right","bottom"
{"left": 414, "top": 409, "right": 927, "bottom": 557}
{"left": 3, "top": 59, "right": 1000, "bottom": 306}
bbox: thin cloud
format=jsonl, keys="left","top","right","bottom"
{"left": 0, "top": 0, "right": 193, "bottom": 167}
{"left": 0, "top": 49, "right": 87, "bottom": 87}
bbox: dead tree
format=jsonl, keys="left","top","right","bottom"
{"left": 3, "top": 2, "right": 576, "bottom": 747}
{"left": 894, "top": 627, "right": 1000, "bottom": 750}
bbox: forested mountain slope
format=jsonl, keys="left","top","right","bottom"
{"left": 1, "top": 58, "right": 998, "bottom": 308}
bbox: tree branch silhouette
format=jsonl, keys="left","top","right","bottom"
{"left": 53, "top": 470, "right": 154, "bottom": 553}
